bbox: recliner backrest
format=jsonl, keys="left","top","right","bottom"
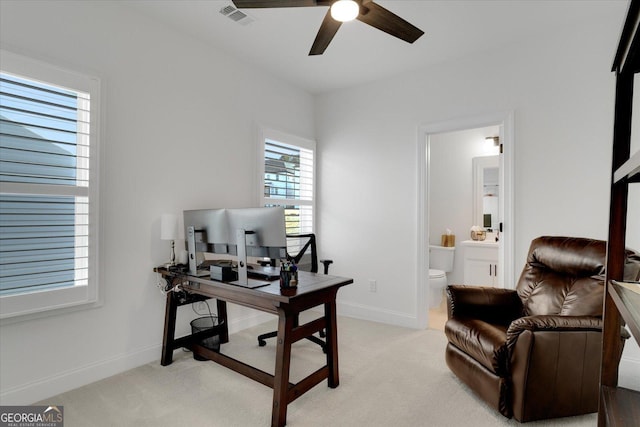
{"left": 516, "top": 236, "right": 607, "bottom": 317}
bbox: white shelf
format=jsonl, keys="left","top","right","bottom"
{"left": 614, "top": 149, "right": 640, "bottom": 182}
{"left": 610, "top": 281, "right": 640, "bottom": 343}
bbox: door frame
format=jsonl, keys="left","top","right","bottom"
{"left": 416, "top": 111, "right": 515, "bottom": 329}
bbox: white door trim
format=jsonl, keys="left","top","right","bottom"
{"left": 416, "top": 111, "right": 515, "bottom": 329}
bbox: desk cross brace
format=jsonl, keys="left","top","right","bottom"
{"left": 191, "top": 343, "right": 330, "bottom": 404}
{"left": 190, "top": 314, "right": 329, "bottom": 405}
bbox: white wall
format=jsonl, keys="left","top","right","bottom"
{"left": 0, "top": 1, "right": 315, "bottom": 404}
{"left": 315, "top": 4, "right": 639, "bottom": 387}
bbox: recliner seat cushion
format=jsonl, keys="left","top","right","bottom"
{"left": 444, "top": 318, "right": 509, "bottom": 376}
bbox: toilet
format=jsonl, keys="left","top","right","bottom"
{"left": 429, "top": 245, "right": 455, "bottom": 308}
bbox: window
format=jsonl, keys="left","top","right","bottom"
{"left": 259, "top": 128, "right": 315, "bottom": 254}
{"left": 0, "top": 50, "right": 100, "bottom": 320}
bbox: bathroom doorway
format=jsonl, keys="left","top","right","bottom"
{"left": 416, "top": 112, "right": 515, "bottom": 330}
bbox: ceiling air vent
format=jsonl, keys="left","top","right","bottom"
{"left": 220, "top": 4, "right": 255, "bottom": 26}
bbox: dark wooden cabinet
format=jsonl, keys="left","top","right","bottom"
{"left": 599, "top": 1, "right": 640, "bottom": 425}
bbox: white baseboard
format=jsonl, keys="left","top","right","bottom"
{"left": 337, "top": 300, "right": 419, "bottom": 329}
{"left": 0, "top": 310, "right": 274, "bottom": 406}
{"left": 0, "top": 343, "right": 160, "bottom": 406}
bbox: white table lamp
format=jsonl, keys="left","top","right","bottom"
{"left": 160, "top": 214, "right": 178, "bottom": 266}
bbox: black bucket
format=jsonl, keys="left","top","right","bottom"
{"left": 190, "top": 316, "right": 220, "bottom": 360}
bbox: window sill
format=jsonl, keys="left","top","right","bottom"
{"left": 0, "top": 285, "right": 101, "bottom": 325}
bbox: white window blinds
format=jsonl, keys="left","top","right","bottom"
{"left": 0, "top": 72, "right": 90, "bottom": 296}
{"left": 262, "top": 137, "right": 314, "bottom": 236}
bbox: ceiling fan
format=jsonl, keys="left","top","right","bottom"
{"left": 231, "top": 0, "right": 425, "bottom": 55}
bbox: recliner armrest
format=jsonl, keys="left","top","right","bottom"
{"left": 507, "top": 314, "right": 605, "bottom": 421}
{"left": 506, "top": 315, "right": 602, "bottom": 350}
{"left": 446, "top": 285, "right": 522, "bottom": 325}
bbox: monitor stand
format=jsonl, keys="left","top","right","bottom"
{"left": 187, "top": 226, "right": 208, "bottom": 276}
{"left": 234, "top": 229, "right": 273, "bottom": 288}
{"left": 236, "top": 228, "right": 249, "bottom": 286}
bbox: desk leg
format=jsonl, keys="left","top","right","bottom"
{"left": 161, "top": 292, "right": 178, "bottom": 366}
{"left": 216, "top": 299, "right": 229, "bottom": 344}
{"left": 325, "top": 293, "right": 339, "bottom": 388}
{"left": 272, "top": 309, "right": 294, "bottom": 427}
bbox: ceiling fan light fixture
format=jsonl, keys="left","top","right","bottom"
{"left": 330, "top": 0, "right": 359, "bottom": 22}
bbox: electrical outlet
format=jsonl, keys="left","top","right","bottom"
{"left": 369, "top": 279, "right": 377, "bottom": 293}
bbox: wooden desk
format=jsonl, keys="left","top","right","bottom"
{"left": 156, "top": 268, "right": 353, "bottom": 427}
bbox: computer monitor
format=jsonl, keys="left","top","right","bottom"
{"left": 227, "top": 207, "right": 287, "bottom": 284}
{"left": 226, "top": 207, "right": 287, "bottom": 258}
{"left": 183, "top": 207, "right": 287, "bottom": 285}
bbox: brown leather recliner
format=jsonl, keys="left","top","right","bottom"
{"left": 444, "top": 236, "right": 640, "bottom": 422}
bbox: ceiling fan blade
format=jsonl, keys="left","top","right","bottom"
{"left": 309, "top": 8, "right": 342, "bottom": 55}
{"left": 357, "top": 1, "right": 424, "bottom": 44}
{"left": 232, "top": 0, "right": 331, "bottom": 8}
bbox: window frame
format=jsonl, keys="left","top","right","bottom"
{"left": 258, "top": 127, "right": 316, "bottom": 235}
{"left": 0, "top": 50, "right": 101, "bottom": 321}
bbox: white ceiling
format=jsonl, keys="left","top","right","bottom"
{"left": 126, "top": 0, "right": 628, "bottom": 94}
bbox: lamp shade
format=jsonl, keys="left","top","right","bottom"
{"left": 160, "top": 214, "right": 178, "bottom": 240}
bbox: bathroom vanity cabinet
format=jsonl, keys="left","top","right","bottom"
{"left": 462, "top": 240, "right": 498, "bottom": 286}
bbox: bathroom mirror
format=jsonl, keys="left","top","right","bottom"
{"left": 472, "top": 156, "right": 499, "bottom": 231}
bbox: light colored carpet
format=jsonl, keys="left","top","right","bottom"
{"left": 37, "top": 314, "right": 596, "bottom": 426}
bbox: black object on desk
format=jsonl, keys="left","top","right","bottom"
{"left": 210, "top": 264, "right": 237, "bottom": 282}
